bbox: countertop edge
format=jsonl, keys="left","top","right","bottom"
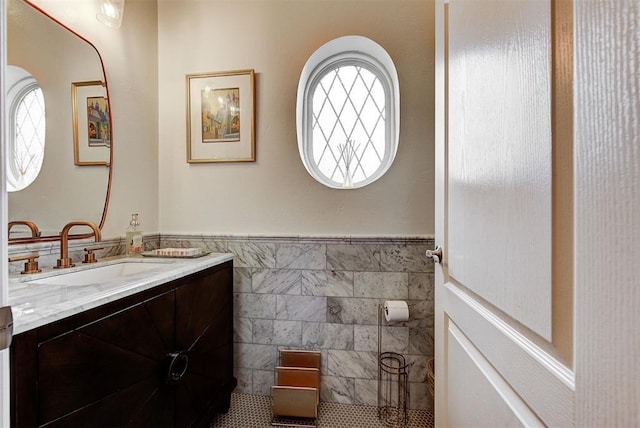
{"left": 9, "top": 253, "right": 234, "bottom": 335}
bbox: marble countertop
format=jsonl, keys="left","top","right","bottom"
{"left": 9, "top": 253, "right": 233, "bottom": 335}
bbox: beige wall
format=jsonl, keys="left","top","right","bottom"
{"left": 22, "top": 0, "right": 434, "bottom": 240}
{"left": 158, "top": 0, "right": 435, "bottom": 236}
{"left": 26, "top": 0, "right": 159, "bottom": 239}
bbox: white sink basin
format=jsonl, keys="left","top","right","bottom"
{"left": 29, "top": 261, "right": 172, "bottom": 287}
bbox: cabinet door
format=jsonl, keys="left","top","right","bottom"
{"left": 11, "top": 262, "right": 234, "bottom": 428}
{"left": 37, "top": 291, "right": 176, "bottom": 427}
{"left": 175, "top": 266, "right": 234, "bottom": 427}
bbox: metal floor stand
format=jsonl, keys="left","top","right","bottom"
{"left": 377, "top": 304, "right": 408, "bottom": 428}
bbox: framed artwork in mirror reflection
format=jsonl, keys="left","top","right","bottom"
{"left": 186, "top": 69, "right": 255, "bottom": 163}
{"left": 72, "top": 81, "right": 110, "bottom": 166}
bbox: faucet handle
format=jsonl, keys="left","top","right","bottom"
{"left": 9, "top": 253, "right": 42, "bottom": 274}
{"left": 83, "top": 246, "right": 104, "bottom": 264}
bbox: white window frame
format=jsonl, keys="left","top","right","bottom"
{"left": 296, "top": 35, "right": 400, "bottom": 189}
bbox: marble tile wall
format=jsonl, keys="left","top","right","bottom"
{"left": 161, "top": 234, "right": 435, "bottom": 411}
{"left": 9, "top": 233, "right": 435, "bottom": 410}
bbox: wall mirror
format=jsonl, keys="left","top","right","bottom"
{"left": 7, "top": 0, "right": 112, "bottom": 244}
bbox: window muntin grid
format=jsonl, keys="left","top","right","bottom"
{"left": 297, "top": 36, "right": 399, "bottom": 189}
{"left": 6, "top": 68, "right": 46, "bottom": 192}
{"left": 311, "top": 64, "right": 386, "bottom": 187}
{"left": 11, "top": 87, "right": 46, "bottom": 191}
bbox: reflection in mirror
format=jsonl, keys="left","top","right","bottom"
{"left": 7, "top": 0, "right": 112, "bottom": 243}
{"left": 5, "top": 65, "right": 45, "bottom": 192}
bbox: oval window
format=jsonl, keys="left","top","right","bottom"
{"left": 6, "top": 66, "right": 46, "bottom": 192}
{"left": 297, "top": 36, "right": 400, "bottom": 189}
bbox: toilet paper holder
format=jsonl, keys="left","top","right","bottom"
{"left": 377, "top": 302, "right": 409, "bottom": 428}
{"left": 383, "top": 300, "right": 410, "bottom": 323}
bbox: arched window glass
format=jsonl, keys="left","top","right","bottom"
{"left": 6, "top": 66, "right": 45, "bottom": 192}
{"left": 297, "top": 36, "right": 399, "bottom": 189}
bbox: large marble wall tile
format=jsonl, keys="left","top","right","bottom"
{"left": 408, "top": 272, "right": 434, "bottom": 300}
{"left": 381, "top": 326, "right": 410, "bottom": 354}
{"left": 408, "top": 318, "right": 434, "bottom": 356}
{"left": 161, "top": 238, "right": 227, "bottom": 253}
{"left": 252, "top": 269, "right": 302, "bottom": 295}
{"left": 233, "top": 368, "right": 252, "bottom": 394}
{"left": 410, "top": 381, "right": 431, "bottom": 411}
{"left": 234, "top": 267, "right": 253, "bottom": 293}
{"left": 319, "top": 349, "right": 328, "bottom": 376}
{"left": 253, "top": 369, "right": 275, "bottom": 396}
{"left": 276, "top": 243, "right": 326, "bottom": 270}
{"left": 353, "top": 272, "right": 408, "bottom": 299}
{"left": 233, "top": 316, "right": 252, "bottom": 343}
{"left": 228, "top": 241, "right": 277, "bottom": 268}
{"left": 327, "top": 350, "right": 378, "bottom": 379}
{"left": 253, "top": 320, "right": 302, "bottom": 347}
{"left": 158, "top": 237, "right": 198, "bottom": 249}
{"left": 379, "top": 243, "right": 434, "bottom": 273}
{"left": 234, "top": 293, "right": 276, "bottom": 319}
{"left": 353, "top": 325, "right": 409, "bottom": 354}
{"left": 202, "top": 240, "right": 228, "bottom": 253}
{"left": 234, "top": 343, "right": 277, "bottom": 370}
{"left": 320, "top": 376, "right": 356, "bottom": 404}
{"left": 405, "top": 355, "right": 429, "bottom": 383}
{"left": 354, "top": 378, "right": 378, "bottom": 406}
{"left": 327, "top": 297, "right": 379, "bottom": 325}
{"left": 159, "top": 234, "right": 195, "bottom": 242}
{"left": 276, "top": 295, "right": 326, "bottom": 322}
{"left": 326, "top": 244, "right": 381, "bottom": 271}
{"left": 405, "top": 299, "right": 433, "bottom": 322}
{"left": 354, "top": 325, "right": 377, "bottom": 352}
{"left": 301, "top": 322, "right": 354, "bottom": 350}
{"left": 301, "top": 270, "right": 354, "bottom": 297}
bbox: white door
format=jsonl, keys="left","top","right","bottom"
{"left": 435, "top": 1, "right": 640, "bottom": 426}
{"left": 434, "top": 0, "right": 575, "bottom": 425}
{"left": 1, "top": 0, "right": 11, "bottom": 426}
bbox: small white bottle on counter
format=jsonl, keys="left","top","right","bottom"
{"left": 126, "top": 213, "right": 144, "bottom": 255}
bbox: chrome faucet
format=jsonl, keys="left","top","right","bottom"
{"left": 55, "top": 221, "right": 101, "bottom": 269}
{"left": 8, "top": 220, "right": 41, "bottom": 238}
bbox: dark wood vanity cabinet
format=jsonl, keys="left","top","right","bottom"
{"left": 10, "top": 261, "right": 236, "bottom": 428}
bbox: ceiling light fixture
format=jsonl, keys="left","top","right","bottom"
{"left": 96, "top": 0, "right": 125, "bottom": 28}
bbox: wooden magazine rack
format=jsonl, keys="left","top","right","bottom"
{"left": 272, "top": 350, "right": 321, "bottom": 426}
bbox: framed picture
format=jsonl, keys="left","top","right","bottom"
{"left": 72, "top": 81, "right": 110, "bottom": 166}
{"left": 186, "top": 69, "right": 255, "bottom": 163}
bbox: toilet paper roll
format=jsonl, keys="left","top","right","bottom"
{"left": 384, "top": 300, "right": 409, "bottom": 322}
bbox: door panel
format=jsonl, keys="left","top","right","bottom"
{"left": 447, "top": 0, "right": 552, "bottom": 340}
{"left": 443, "top": 279, "right": 573, "bottom": 426}
{"left": 43, "top": 378, "right": 173, "bottom": 428}
{"left": 435, "top": 0, "right": 575, "bottom": 426}
{"left": 175, "top": 267, "right": 234, "bottom": 426}
{"left": 37, "top": 292, "right": 175, "bottom": 424}
{"left": 447, "top": 322, "right": 539, "bottom": 428}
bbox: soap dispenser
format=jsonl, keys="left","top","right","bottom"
{"left": 126, "top": 213, "right": 144, "bottom": 255}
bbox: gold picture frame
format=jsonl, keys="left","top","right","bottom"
{"left": 72, "top": 81, "right": 110, "bottom": 166}
{"left": 186, "top": 69, "right": 255, "bottom": 163}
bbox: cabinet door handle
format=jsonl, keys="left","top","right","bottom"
{"left": 165, "top": 351, "right": 189, "bottom": 385}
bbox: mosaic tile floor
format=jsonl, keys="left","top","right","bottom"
{"left": 211, "top": 393, "right": 434, "bottom": 428}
